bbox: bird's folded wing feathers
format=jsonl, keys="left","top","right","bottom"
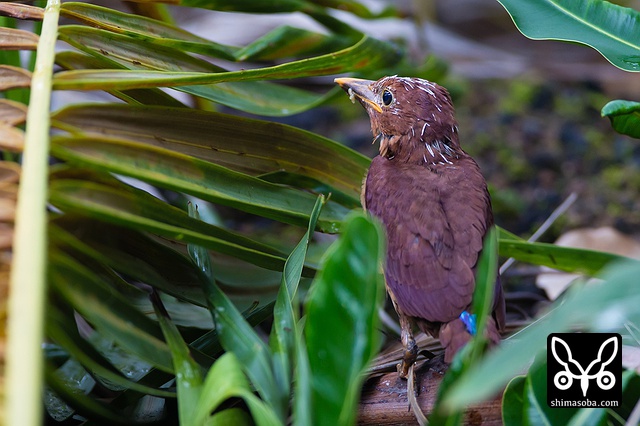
{"left": 365, "top": 156, "right": 492, "bottom": 322}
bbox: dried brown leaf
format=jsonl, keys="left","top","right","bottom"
{"left": 0, "top": 124, "right": 24, "bottom": 152}
{"left": 0, "top": 3, "right": 44, "bottom": 21}
{"left": 0, "top": 28, "right": 38, "bottom": 50}
{"left": 0, "top": 65, "right": 31, "bottom": 91}
{"left": 0, "top": 100, "right": 27, "bottom": 126}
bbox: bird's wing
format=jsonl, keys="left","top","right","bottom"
{"left": 365, "top": 156, "right": 492, "bottom": 322}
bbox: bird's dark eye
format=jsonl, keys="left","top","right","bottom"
{"left": 382, "top": 89, "right": 393, "bottom": 106}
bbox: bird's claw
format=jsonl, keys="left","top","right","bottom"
{"left": 396, "top": 339, "right": 418, "bottom": 379}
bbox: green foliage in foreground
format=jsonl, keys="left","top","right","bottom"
{"left": 1, "top": 0, "right": 639, "bottom": 425}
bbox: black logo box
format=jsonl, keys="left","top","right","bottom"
{"left": 547, "top": 333, "right": 622, "bottom": 407}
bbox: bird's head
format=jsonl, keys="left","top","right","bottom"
{"left": 335, "top": 76, "right": 461, "bottom": 164}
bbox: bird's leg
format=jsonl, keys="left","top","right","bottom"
{"left": 396, "top": 311, "right": 417, "bottom": 379}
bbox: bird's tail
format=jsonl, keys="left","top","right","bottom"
{"left": 439, "top": 313, "right": 501, "bottom": 363}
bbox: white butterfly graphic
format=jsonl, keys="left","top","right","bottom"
{"left": 551, "top": 336, "right": 617, "bottom": 397}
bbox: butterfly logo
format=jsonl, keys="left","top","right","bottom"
{"left": 550, "top": 335, "right": 618, "bottom": 397}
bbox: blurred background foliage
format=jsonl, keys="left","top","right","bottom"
{"left": 1, "top": 0, "right": 640, "bottom": 425}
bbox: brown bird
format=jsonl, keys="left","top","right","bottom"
{"left": 335, "top": 76, "right": 505, "bottom": 376}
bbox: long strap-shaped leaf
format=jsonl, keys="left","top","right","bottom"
{"left": 50, "top": 135, "right": 350, "bottom": 233}
{"left": 52, "top": 35, "right": 401, "bottom": 91}
{"left": 497, "top": 0, "right": 640, "bottom": 71}
{"left": 52, "top": 103, "right": 369, "bottom": 199}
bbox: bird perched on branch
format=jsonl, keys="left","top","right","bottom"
{"left": 335, "top": 76, "right": 505, "bottom": 376}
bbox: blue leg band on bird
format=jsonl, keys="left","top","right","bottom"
{"left": 459, "top": 311, "right": 477, "bottom": 336}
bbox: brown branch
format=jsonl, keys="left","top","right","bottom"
{"left": 358, "top": 356, "right": 503, "bottom": 425}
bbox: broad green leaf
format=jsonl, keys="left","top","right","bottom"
{"left": 503, "top": 356, "right": 607, "bottom": 426}
{"left": 496, "top": 0, "right": 640, "bottom": 71}
{"left": 206, "top": 408, "right": 252, "bottom": 426}
{"left": 502, "top": 375, "right": 526, "bottom": 426}
{"left": 270, "top": 195, "right": 324, "bottom": 415}
{"left": 52, "top": 35, "right": 402, "bottom": 92}
{"left": 195, "top": 353, "right": 282, "bottom": 426}
{"left": 601, "top": 99, "right": 640, "bottom": 138}
{"left": 51, "top": 103, "right": 369, "bottom": 200}
{"left": 49, "top": 252, "right": 174, "bottom": 373}
{"left": 442, "top": 259, "right": 640, "bottom": 410}
{"left": 187, "top": 207, "right": 285, "bottom": 422}
{"left": 522, "top": 356, "right": 577, "bottom": 426}
{"left": 305, "top": 212, "right": 384, "bottom": 426}
{"left": 153, "top": 293, "right": 203, "bottom": 426}
{"left": 49, "top": 136, "right": 350, "bottom": 233}
{"left": 48, "top": 179, "right": 293, "bottom": 272}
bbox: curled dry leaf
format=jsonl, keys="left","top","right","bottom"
{"left": 0, "top": 125, "right": 24, "bottom": 153}
{"left": 0, "top": 162, "right": 20, "bottom": 185}
{"left": 536, "top": 227, "right": 640, "bottom": 300}
{"left": 0, "top": 28, "right": 39, "bottom": 50}
{"left": 0, "top": 3, "right": 44, "bottom": 21}
{"left": 0, "top": 100, "right": 27, "bottom": 126}
{"left": 0, "top": 65, "right": 31, "bottom": 91}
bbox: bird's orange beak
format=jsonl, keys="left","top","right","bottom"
{"left": 334, "top": 77, "right": 383, "bottom": 113}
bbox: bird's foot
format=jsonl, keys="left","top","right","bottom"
{"left": 396, "top": 338, "right": 418, "bottom": 379}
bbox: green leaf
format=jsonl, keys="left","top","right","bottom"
{"left": 270, "top": 195, "right": 325, "bottom": 415}
{"left": 51, "top": 103, "right": 369, "bottom": 200}
{"left": 46, "top": 303, "right": 175, "bottom": 398}
{"left": 52, "top": 35, "right": 402, "bottom": 92}
{"left": 55, "top": 51, "right": 187, "bottom": 108}
{"left": 48, "top": 252, "right": 174, "bottom": 373}
{"left": 56, "top": 25, "right": 342, "bottom": 116}
{"left": 153, "top": 293, "right": 203, "bottom": 426}
{"left": 61, "top": 2, "right": 238, "bottom": 60}
{"left": 498, "top": 238, "right": 629, "bottom": 276}
{"left": 601, "top": 99, "right": 640, "bottom": 138}
{"left": 48, "top": 179, "right": 293, "bottom": 272}
{"left": 430, "top": 228, "right": 499, "bottom": 425}
{"left": 521, "top": 356, "right": 577, "bottom": 426}
{"left": 206, "top": 408, "right": 252, "bottom": 426}
{"left": 472, "top": 227, "right": 499, "bottom": 344}
{"left": 49, "top": 136, "right": 350, "bottom": 233}
{"left": 442, "top": 259, "right": 640, "bottom": 410}
{"left": 187, "top": 206, "right": 285, "bottom": 422}
{"left": 45, "top": 362, "right": 131, "bottom": 426}
{"left": 50, "top": 218, "right": 209, "bottom": 305}
{"left": 305, "top": 212, "right": 384, "bottom": 426}
{"left": 293, "top": 322, "right": 312, "bottom": 426}
{"left": 496, "top": 0, "right": 640, "bottom": 71}
{"left": 502, "top": 375, "right": 526, "bottom": 426}
{"left": 235, "top": 25, "right": 352, "bottom": 61}
{"left": 194, "top": 353, "right": 282, "bottom": 426}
